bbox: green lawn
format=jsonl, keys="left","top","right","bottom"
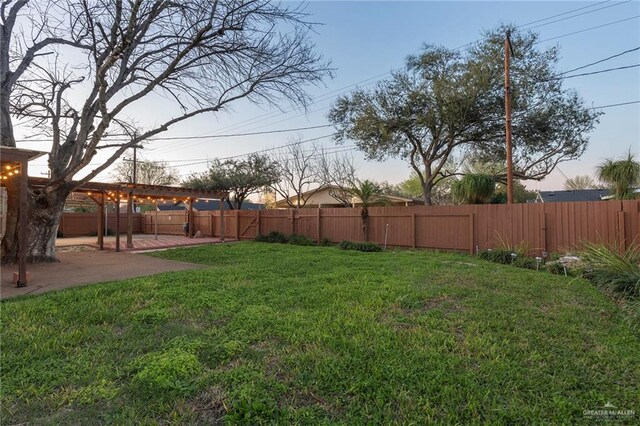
{"left": 1, "top": 242, "right": 638, "bottom": 424}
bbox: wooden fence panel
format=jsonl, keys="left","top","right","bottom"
{"left": 59, "top": 212, "right": 144, "bottom": 237}
{"left": 132, "top": 200, "right": 639, "bottom": 255}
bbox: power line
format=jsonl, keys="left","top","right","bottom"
{"left": 589, "top": 100, "right": 640, "bottom": 109}
{"left": 536, "top": 15, "right": 640, "bottom": 44}
{"left": 524, "top": 0, "right": 631, "bottom": 30}
{"left": 172, "top": 144, "right": 357, "bottom": 170}
{"left": 560, "top": 46, "right": 640, "bottom": 75}
{"left": 518, "top": 0, "right": 612, "bottom": 27}
{"left": 547, "top": 63, "right": 640, "bottom": 81}
{"left": 13, "top": 124, "right": 333, "bottom": 143}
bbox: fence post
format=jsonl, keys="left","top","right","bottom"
{"left": 541, "top": 210, "right": 547, "bottom": 256}
{"left": 468, "top": 213, "right": 475, "bottom": 255}
{"left": 411, "top": 212, "right": 416, "bottom": 249}
{"left": 209, "top": 214, "right": 212, "bottom": 237}
{"left": 291, "top": 209, "right": 295, "bottom": 235}
{"left": 317, "top": 208, "right": 322, "bottom": 242}
{"left": 220, "top": 202, "right": 225, "bottom": 242}
{"left": 618, "top": 211, "right": 626, "bottom": 254}
{"left": 235, "top": 210, "right": 240, "bottom": 240}
{"left": 256, "top": 210, "right": 261, "bottom": 236}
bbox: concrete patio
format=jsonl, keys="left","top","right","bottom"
{"left": 56, "top": 233, "right": 228, "bottom": 252}
{"left": 0, "top": 249, "right": 207, "bottom": 299}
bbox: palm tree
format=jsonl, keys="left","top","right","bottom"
{"left": 349, "top": 180, "right": 383, "bottom": 241}
{"left": 597, "top": 153, "right": 640, "bottom": 200}
{"left": 451, "top": 174, "right": 496, "bottom": 204}
{"left": 564, "top": 175, "right": 596, "bottom": 190}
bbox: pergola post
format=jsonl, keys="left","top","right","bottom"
{"left": 115, "top": 193, "right": 121, "bottom": 252}
{"left": 188, "top": 197, "right": 194, "bottom": 237}
{"left": 154, "top": 200, "right": 158, "bottom": 240}
{"left": 97, "top": 191, "right": 104, "bottom": 250}
{"left": 126, "top": 191, "right": 133, "bottom": 248}
{"left": 220, "top": 198, "right": 225, "bottom": 242}
{"left": 16, "top": 159, "right": 28, "bottom": 287}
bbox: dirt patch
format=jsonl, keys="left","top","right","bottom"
{"left": 187, "top": 385, "right": 227, "bottom": 425}
{"left": 421, "top": 295, "right": 463, "bottom": 313}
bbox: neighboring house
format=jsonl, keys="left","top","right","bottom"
{"left": 274, "top": 185, "right": 424, "bottom": 208}
{"left": 531, "top": 189, "right": 611, "bottom": 203}
{"left": 157, "top": 199, "right": 264, "bottom": 211}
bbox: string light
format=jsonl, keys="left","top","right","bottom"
{"left": 0, "top": 163, "right": 20, "bottom": 180}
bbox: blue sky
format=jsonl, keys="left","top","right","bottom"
{"left": 18, "top": 1, "right": 640, "bottom": 192}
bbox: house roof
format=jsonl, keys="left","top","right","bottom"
{"left": 275, "top": 185, "right": 423, "bottom": 207}
{"left": 535, "top": 189, "right": 610, "bottom": 203}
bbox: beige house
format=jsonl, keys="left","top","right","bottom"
{"left": 274, "top": 185, "right": 424, "bottom": 208}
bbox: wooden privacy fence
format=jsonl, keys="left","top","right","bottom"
{"left": 141, "top": 200, "right": 639, "bottom": 255}
{"left": 58, "top": 212, "right": 144, "bottom": 237}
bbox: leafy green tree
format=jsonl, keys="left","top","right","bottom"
{"left": 349, "top": 180, "right": 383, "bottom": 241}
{"left": 492, "top": 181, "right": 536, "bottom": 204}
{"left": 597, "top": 153, "right": 640, "bottom": 200}
{"left": 184, "top": 154, "right": 280, "bottom": 209}
{"left": 451, "top": 174, "right": 496, "bottom": 204}
{"left": 330, "top": 26, "right": 600, "bottom": 206}
{"left": 564, "top": 175, "right": 597, "bottom": 190}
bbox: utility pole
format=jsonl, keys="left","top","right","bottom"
{"left": 133, "top": 144, "right": 138, "bottom": 184}
{"left": 504, "top": 30, "right": 515, "bottom": 204}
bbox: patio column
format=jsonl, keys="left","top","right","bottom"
{"left": 188, "top": 197, "right": 194, "bottom": 237}
{"left": 154, "top": 200, "right": 158, "bottom": 240}
{"left": 97, "top": 192, "right": 104, "bottom": 250}
{"left": 126, "top": 191, "right": 133, "bottom": 248}
{"left": 16, "top": 159, "right": 28, "bottom": 287}
{"left": 115, "top": 193, "right": 121, "bottom": 252}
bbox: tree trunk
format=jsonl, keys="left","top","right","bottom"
{"left": 361, "top": 207, "right": 369, "bottom": 242}
{"left": 1, "top": 184, "right": 69, "bottom": 265}
{"left": 422, "top": 181, "right": 433, "bottom": 206}
{"left": 0, "top": 96, "right": 15, "bottom": 147}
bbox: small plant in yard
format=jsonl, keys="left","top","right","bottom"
{"left": 479, "top": 249, "right": 513, "bottom": 264}
{"left": 130, "top": 348, "right": 203, "bottom": 399}
{"left": 338, "top": 240, "right": 382, "bottom": 252}
{"left": 254, "top": 231, "right": 289, "bottom": 244}
{"left": 288, "top": 234, "right": 316, "bottom": 246}
{"left": 318, "top": 237, "right": 334, "bottom": 247}
{"left": 579, "top": 242, "right": 640, "bottom": 297}
{"left": 512, "top": 256, "right": 538, "bottom": 270}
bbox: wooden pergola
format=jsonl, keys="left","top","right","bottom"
{"left": 1, "top": 146, "right": 47, "bottom": 287}
{"left": 29, "top": 177, "right": 229, "bottom": 252}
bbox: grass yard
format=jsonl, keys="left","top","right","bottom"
{"left": 1, "top": 242, "right": 639, "bottom": 424}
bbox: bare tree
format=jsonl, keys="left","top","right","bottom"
{"left": 314, "top": 147, "right": 358, "bottom": 207}
{"left": 110, "top": 158, "right": 178, "bottom": 186}
{"left": 1, "top": 0, "right": 331, "bottom": 263}
{"left": 270, "top": 136, "right": 322, "bottom": 208}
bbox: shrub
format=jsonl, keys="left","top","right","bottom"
{"left": 546, "top": 261, "right": 568, "bottom": 276}
{"left": 254, "top": 231, "right": 289, "bottom": 244}
{"left": 318, "top": 237, "right": 334, "bottom": 247}
{"left": 288, "top": 234, "right": 315, "bottom": 246}
{"left": 579, "top": 242, "right": 640, "bottom": 298}
{"left": 512, "top": 257, "right": 539, "bottom": 270}
{"left": 479, "top": 249, "right": 514, "bottom": 264}
{"left": 254, "top": 234, "right": 269, "bottom": 243}
{"left": 338, "top": 240, "right": 382, "bottom": 252}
